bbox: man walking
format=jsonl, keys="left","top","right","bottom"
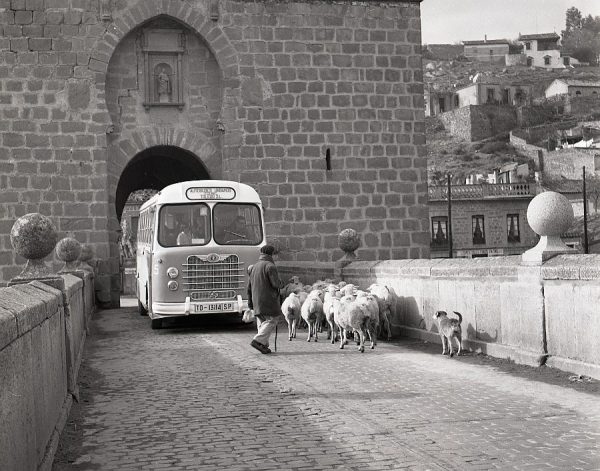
{"left": 247, "top": 245, "right": 284, "bottom": 354}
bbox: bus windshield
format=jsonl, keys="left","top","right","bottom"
{"left": 213, "top": 203, "right": 263, "bottom": 245}
{"left": 158, "top": 203, "right": 211, "bottom": 247}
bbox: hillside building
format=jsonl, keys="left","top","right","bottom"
{"left": 456, "top": 82, "right": 532, "bottom": 107}
{"left": 545, "top": 79, "right": 600, "bottom": 98}
{"left": 512, "top": 33, "right": 580, "bottom": 69}
{"left": 428, "top": 183, "right": 539, "bottom": 258}
{"left": 462, "top": 37, "right": 510, "bottom": 64}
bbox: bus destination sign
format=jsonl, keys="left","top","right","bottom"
{"left": 186, "top": 187, "right": 236, "bottom": 200}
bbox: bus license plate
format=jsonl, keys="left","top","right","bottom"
{"left": 193, "top": 302, "right": 235, "bottom": 313}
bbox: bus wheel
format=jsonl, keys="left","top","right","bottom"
{"left": 151, "top": 318, "right": 162, "bottom": 330}
{"left": 138, "top": 300, "right": 147, "bottom": 316}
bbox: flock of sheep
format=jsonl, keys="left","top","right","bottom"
{"left": 279, "top": 276, "right": 394, "bottom": 353}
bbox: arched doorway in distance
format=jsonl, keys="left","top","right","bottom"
{"left": 115, "top": 145, "right": 211, "bottom": 302}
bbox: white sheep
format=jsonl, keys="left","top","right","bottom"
{"left": 322, "top": 285, "right": 340, "bottom": 343}
{"left": 339, "top": 283, "right": 356, "bottom": 297}
{"left": 334, "top": 294, "right": 375, "bottom": 353}
{"left": 281, "top": 292, "right": 302, "bottom": 340}
{"left": 300, "top": 289, "right": 324, "bottom": 342}
{"left": 368, "top": 283, "right": 393, "bottom": 340}
{"left": 282, "top": 276, "right": 304, "bottom": 299}
{"left": 355, "top": 292, "right": 380, "bottom": 348}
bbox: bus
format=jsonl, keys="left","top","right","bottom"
{"left": 136, "top": 180, "right": 266, "bottom": 329}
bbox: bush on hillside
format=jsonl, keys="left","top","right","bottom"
{"left": 479, "top": 141, "right": 509, "bottom": 154}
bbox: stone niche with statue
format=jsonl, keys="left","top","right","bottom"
{"left": 141, "top": 27, "right": 186, "bottom": 110}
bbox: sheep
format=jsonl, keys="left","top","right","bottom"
{"left": 281, "top": 276, "right": 304, "bottom": 299}
{"left": 368, "top": 283, "right": 393, "bottom": 340}
{"left": 339, "top": 283, "right": 356, "bottom": 297}
{"left": 334, "top": 294, "right": 375, "bottom": 353}
{"left": 300, "top": 289, "right": 325, "bottom": 342}
{"left": 322, "top": 285, "right": 340, "bottom": 343}
{"left": 281, "top": 292, "right": 302, "bottom": 340}
{"left": 355, "top": 292, "right": 380, "bottom": 348}
{"left": 295, "top": 289, "right": 310, "bottom": 330}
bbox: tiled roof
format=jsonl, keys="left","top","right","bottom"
{"left": 463, "top": 39, "right": 510, "bottom": 45}
{"left": 519, "top": 33, "right": 560, "bottom": 40}
{"left": 558, "top": 79, "right": 600, "bottom": 88}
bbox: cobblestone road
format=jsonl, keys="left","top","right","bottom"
{"left": 53, "top": 302, "right": 600, "bottom": 471}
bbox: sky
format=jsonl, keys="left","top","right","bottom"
{"left": 421, "top": 0, "right": 600, "bottom": 44}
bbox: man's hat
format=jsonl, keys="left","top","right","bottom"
{"left": 260, "top": 245, "right": 275, "bottom": 255}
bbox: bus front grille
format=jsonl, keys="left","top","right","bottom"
{"left": 182, "top": 254, "right": 244, "bottom": 292}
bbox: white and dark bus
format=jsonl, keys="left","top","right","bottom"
{"left": 136, "top": 180, "right": 266, "bottom": 329}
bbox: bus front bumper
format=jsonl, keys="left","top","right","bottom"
{"left": 152, "top": 295, "right": 247, "bottom": 318}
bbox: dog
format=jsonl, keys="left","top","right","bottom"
{"left": 432, "top": 311, "right": 462, "bottom": 357}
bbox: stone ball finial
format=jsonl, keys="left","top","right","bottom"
{"left": 9, "top": 213, "right": 59, "bottom": 282}
{"left": 56, "top": 237, "right": 82, "bottom": 271}
{"left": 338, "top": 228, "right": 360, "bottom": 255}
{"left": 522, "top": 191, "right": 577, "bottom": 264}
{"left": 11, "top": 213, "right": 58, "bottom": 261}
{"left": 78, "top": 245, "right": 95, "bottom": 272}
{"left": 527, "top": 191, "right": 574, "bottom": 236}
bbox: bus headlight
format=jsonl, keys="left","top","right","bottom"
{"left": 167, "top": 267, "right": 179, "bottom": 279}
{"left": 168, "top": 280, "right": 178, "bottom": 291}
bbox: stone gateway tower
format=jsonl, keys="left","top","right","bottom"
{"left": 0, "top": 0, "right": 428, "bottom": 306}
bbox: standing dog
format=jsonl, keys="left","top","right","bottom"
{"left": 432, "top": 311, "right": 462, "bottom": 357}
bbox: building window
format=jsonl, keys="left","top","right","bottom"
{"left": 525, "top": 42, "right": 531, "bottom": 50}
{"left": 486, "top": 88, "right": 495, "bottom": 103}
{"left": 576, "top": 90, "right": 582, "bottom": 96}
{"left": 431, "top": 216, "right": 449, "bottom": 247}
{"left": 526, "top": 56, "right": 533, "bottom": 66}
{"left": 507, "top": 214, "right": 520, "bottom": 243}
{"left": 489, "top": 49, "right": 493, "bottom": 55}
{"left": 472, "top": 215, "right": 486, "bottom": 245}
{"left": 563, "top": 57, "right": 570, "bottom": 66}
{"left": 544, "top": 56, "right": 551, "bottom": 65}
{"left": 438, "top": 97, "right": 446, "bottom": 113}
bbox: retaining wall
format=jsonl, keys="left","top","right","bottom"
{"left": 439, "top": 105, "right": 517, "bottom": 142}
{"left": 278, "top": 256, "right": 600, "bottom": 379}
{"left": 0, "top": 271, "right": 94, "bottom": 471}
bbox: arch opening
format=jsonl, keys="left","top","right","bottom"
{"left": 115, "top": 145, "right": 210, "bottom": 221}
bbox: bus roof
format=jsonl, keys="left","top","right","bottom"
{"left": 139, "top": 180, "right": 262, "bottom": 211}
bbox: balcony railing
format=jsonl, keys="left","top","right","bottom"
{"left": 428, "top": 183, "right": 535, "bottom": 201}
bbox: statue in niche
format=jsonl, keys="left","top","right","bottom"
{"left": 156, "top": 66, "right": 172, "bottom": 103}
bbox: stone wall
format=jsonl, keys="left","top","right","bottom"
{"left": 0, "top": 0, "right": 429, "bottom": 301}
{"left": 278, "top": 256, "right": 600, "bottom": 380}
{"left": 509, "top": 132, "right": 544, "bottom": 166}
{"left": 566, "top": 94, "right": 600, "bottom": 116}
{"left": 438, "top": 106, "right": 472, "bottom": 141}
{"left": 542, "top": 148, "right": 598, "bottom": 179}
{"left": 0, "top": 273, "right": 94, "bottom": 471}
{"left": 439, "top": 105, "right": 517, "bottom": 141}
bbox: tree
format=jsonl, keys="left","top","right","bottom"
{"left": 562, "top": 7, "right": 600, "bottom": 65}
{"left": 562, "top": 7, "right": 583, "bottom": 37}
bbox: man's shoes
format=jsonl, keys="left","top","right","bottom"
{"left": 250, "top": 339, "right": 271, "bottom": 354}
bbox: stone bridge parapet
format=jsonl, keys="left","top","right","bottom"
{"left": 278, "top": 254, "right": 600, "bottom": 380}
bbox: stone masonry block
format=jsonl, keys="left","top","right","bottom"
{"left": 28, "top": 37, "right": 51, "bottom": 51}
{"left": 14, "top": 10, "right": 32, "bottom": 24}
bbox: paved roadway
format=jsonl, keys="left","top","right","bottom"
{"left": 53, "top": 301, "right": 600, "bottom": 471}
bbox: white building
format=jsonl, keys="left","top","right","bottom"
{"left": 516, "top": 33, "right": 579, "bottom": 69}
{"left": 545, "top": 79, "right": 600, "bottom": 98}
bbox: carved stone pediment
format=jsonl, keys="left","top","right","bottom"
{"left": 141, "top": 28, "right": 186, "bottom": 110}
